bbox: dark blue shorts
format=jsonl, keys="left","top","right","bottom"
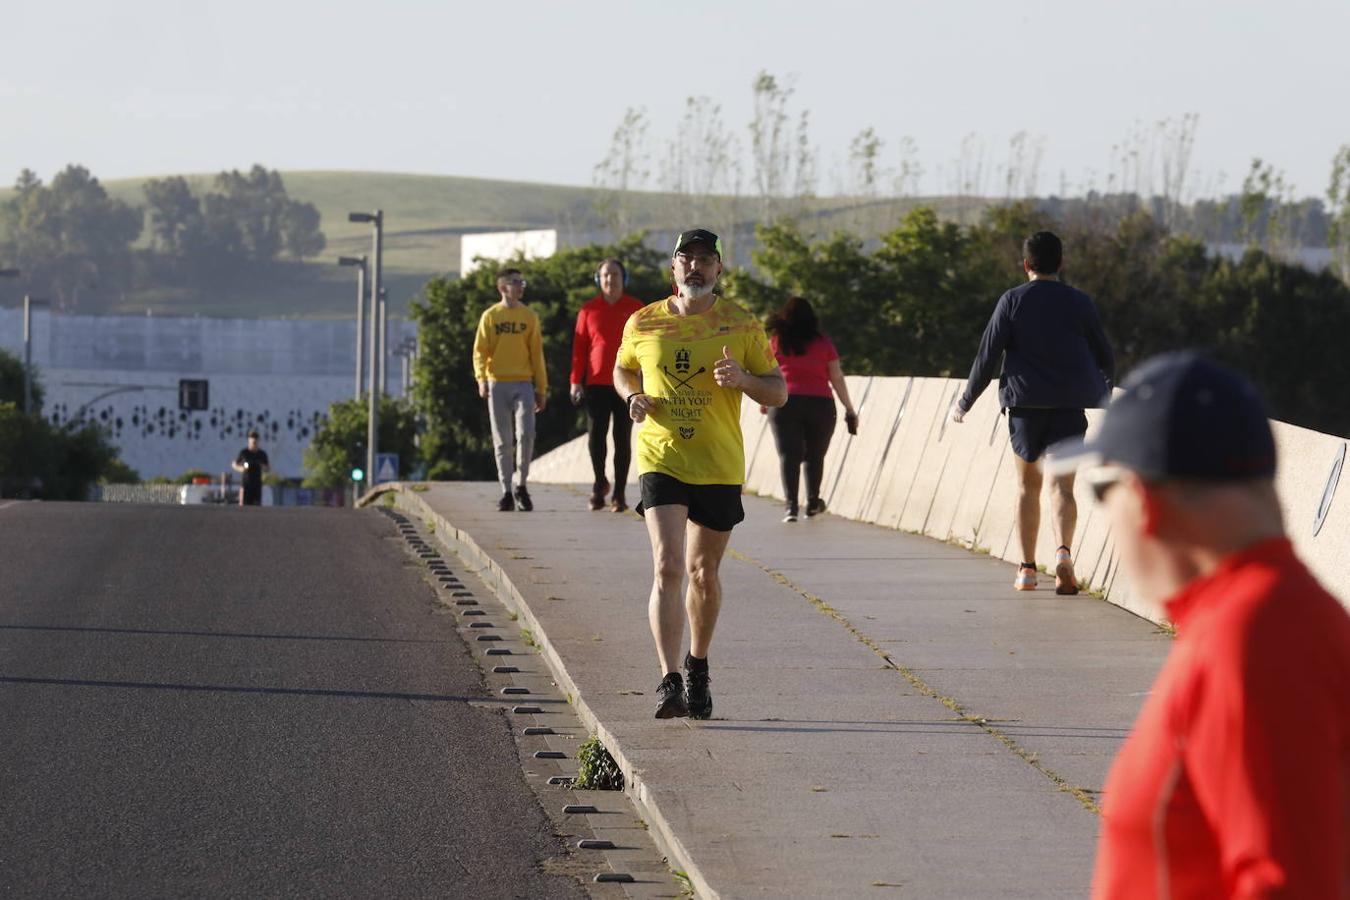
{"left": 1008, "top": 408, "right": 1088, "bottom": 463}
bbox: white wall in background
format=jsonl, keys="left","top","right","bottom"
{"left": 460, "top": 229, "right": 557, "bottom": 275}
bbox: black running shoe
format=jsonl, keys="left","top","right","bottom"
{"left": 654, "top": 673, "right": 688, "bottom": 719}
{"left": 806, "top": 497, "right": 827, "bottom": 518}
{"left": 589, "top": 478, "right": 609, "bottom": 511}
{"left": 497, "top": 491, "right": 515, "bottom": 512}
{"left": 684, "top": 655, "right": 712, "bottom": 720}
{"left": 514, "top": 486, "right": 533, "bottom": 512}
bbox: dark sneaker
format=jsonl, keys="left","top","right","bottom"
{"left": 783, "top": 503, "right": 798, "bottom": 523}
{"left": 806, "top": 498, "right": 827, "bottom": 518}
{"left": 684, "top": 655, "right": 712, "bottom": 720}
{"left": 654, "top": 673, "right": 688, "bottom": 719}
{"left": 610, "top": 492, "right": 628, "bottom": 513}
{"left": 497, "top": 491, "right": 515, "bottom": 512}
{"left": 588, "top": 478, "right": 609, "bottom": 511}
{"left": 1054, "top": 548, "right": 1079, "bottom": 595}
{"left": 514, "top": 486, "right": 533, "bottom": 512}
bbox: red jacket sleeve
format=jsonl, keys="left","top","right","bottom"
{"left": 570, "top": 305, "right": 590, "bottom": 386}
{"left": 1183, "top": 606, "right": 1346, "bottom": 898}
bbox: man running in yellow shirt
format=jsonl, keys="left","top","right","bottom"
{"left": 473, "top": 267, "right": 548, "bottom": 512}
{"left": 614, "top": 229, "right": 787, "bottom": 719}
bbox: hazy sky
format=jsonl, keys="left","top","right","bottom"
{"left": 6, "top": 0, "right": 1347, "bottom": 199}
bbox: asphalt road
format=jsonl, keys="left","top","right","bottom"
{"left": 0, "top": 502, "right": 586, "bottom": 899}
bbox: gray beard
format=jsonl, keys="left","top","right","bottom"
{"left": 678, "top": 280, "right": 714, "bottom": 300}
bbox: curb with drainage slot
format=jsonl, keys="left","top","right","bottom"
{"left": 376, "top": 499, "right": 687, "bottom": 895}
{"left": 384, "top": 512, "right": 663, "bottom": 891}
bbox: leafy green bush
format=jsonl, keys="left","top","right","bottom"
{"left": 0, "top": 398, "right": 126, "bottom": 499}
{"left": 99, "top": 458, "right": 140, "bottom": 484}
{"left": 574, "top": 734, "right": 624, "bottom": 791}
{"left": 302, "top": 394, "right": 420, "bottom": 488}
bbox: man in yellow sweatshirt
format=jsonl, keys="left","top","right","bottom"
{"left": 473, "top": 267, "right": 548, "bottom": 511}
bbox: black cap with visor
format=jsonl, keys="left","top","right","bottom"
{"left": 1046, "top": 352, "right": 1276, "bottom": 483}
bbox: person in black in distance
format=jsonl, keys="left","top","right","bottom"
{"left": 231, "top": 428, "right": 270, "bottom": 506}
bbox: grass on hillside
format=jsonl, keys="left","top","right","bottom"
{"left": 4, "top": 169, "right": 977, "bottom": 317}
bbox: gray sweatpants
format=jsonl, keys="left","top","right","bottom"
{"left": 488, "top": 381, "right": 536, "bottom": 494}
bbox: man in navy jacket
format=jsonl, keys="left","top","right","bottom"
{"left": 950, "top": 231, "right": 1114, "bottom": 594}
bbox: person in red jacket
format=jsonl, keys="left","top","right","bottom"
{"left": 1049, "top": 352, "right": 1350, "bottom": 899}
{"left": 570, "top": 258, "right": 644, "bottom": 511}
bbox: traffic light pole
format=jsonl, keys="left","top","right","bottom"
{"left": 347, "top": 209, "right": 384, "bottom": 495}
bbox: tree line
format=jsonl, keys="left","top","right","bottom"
{"left": 0, "top": 164, "right": 325, "bottom": 312}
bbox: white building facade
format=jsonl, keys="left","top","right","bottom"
{"left": 0, "top": 309, "right": 415, "bottom": 480}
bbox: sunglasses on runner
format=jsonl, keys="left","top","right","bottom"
{"left": 674, "top": 251, "right": 718, "bottom": 268}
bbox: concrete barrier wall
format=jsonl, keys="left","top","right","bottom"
{"left": 531, "top": 376, "right": 1350, "bottom": 624}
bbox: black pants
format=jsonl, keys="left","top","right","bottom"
{"left": 584, "top": 385, "right": 632, "bottom": 493}
{"left": 768, "top": 394, "right": 837, "bottom": 508}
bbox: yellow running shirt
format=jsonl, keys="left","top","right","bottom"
{"left": 617, "top": 296, "right": 777, "bottom": 485}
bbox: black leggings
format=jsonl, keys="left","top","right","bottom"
{"left": 584, "top": 385, "right": 632, "bottom": 491}
{"left": 768, "top": 394, "right": 837, "bottom": 507}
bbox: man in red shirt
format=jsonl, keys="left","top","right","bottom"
{"left": 570, "top": 258, "right": 644, "bottom": 511}
{"left": 1049, "top": 352, "right": 1350, "bottom": 899}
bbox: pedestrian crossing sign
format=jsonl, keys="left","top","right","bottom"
{"left": 375, "top": 453, "right": 399, "bottom": 484}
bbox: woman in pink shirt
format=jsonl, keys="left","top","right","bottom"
{"left": 765, "top": 297, "right": 858, "bottom": 522}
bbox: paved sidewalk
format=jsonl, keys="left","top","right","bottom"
{"left": 392, "top": 482, "right": 1171, "bottom": 899}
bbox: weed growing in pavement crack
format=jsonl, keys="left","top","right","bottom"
{"left": 574, "top": 735, "right": 624, "bottom": 791}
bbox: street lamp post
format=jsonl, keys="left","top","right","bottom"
{"left": 22, "top": 295, "right": 50, "bottom": 415}
{"left": 377, "top": 287, "right": 388, "bottom": 398}
{"left": 396, "top": 337, "right": 417, "bottom": 395}
{"left": 348, "top": 211, "right": 383, "bottom": 491}
{"left": 337, "top": 255, "right": 367, "bottom": 400}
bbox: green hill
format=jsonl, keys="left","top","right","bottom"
{"left": 5, "top": 169, "right": 970, "bottom": 318}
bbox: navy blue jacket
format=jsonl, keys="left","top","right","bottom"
{"left": 957, "top": 279, "right": 1114, "bottom": 413}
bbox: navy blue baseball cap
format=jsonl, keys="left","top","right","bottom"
{"left": 1047, "top": 352, "right": 1276, "bottom": 481}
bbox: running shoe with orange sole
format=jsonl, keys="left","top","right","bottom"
{"left": 1014, "top": 566, "right": 1038, "bottom": 591}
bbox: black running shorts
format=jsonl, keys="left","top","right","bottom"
{"left": 1008, "top": 408, "right": 1088, "bottom": 463}
{"left": 635, "top": 472, "right": 745, "bottom": 532}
